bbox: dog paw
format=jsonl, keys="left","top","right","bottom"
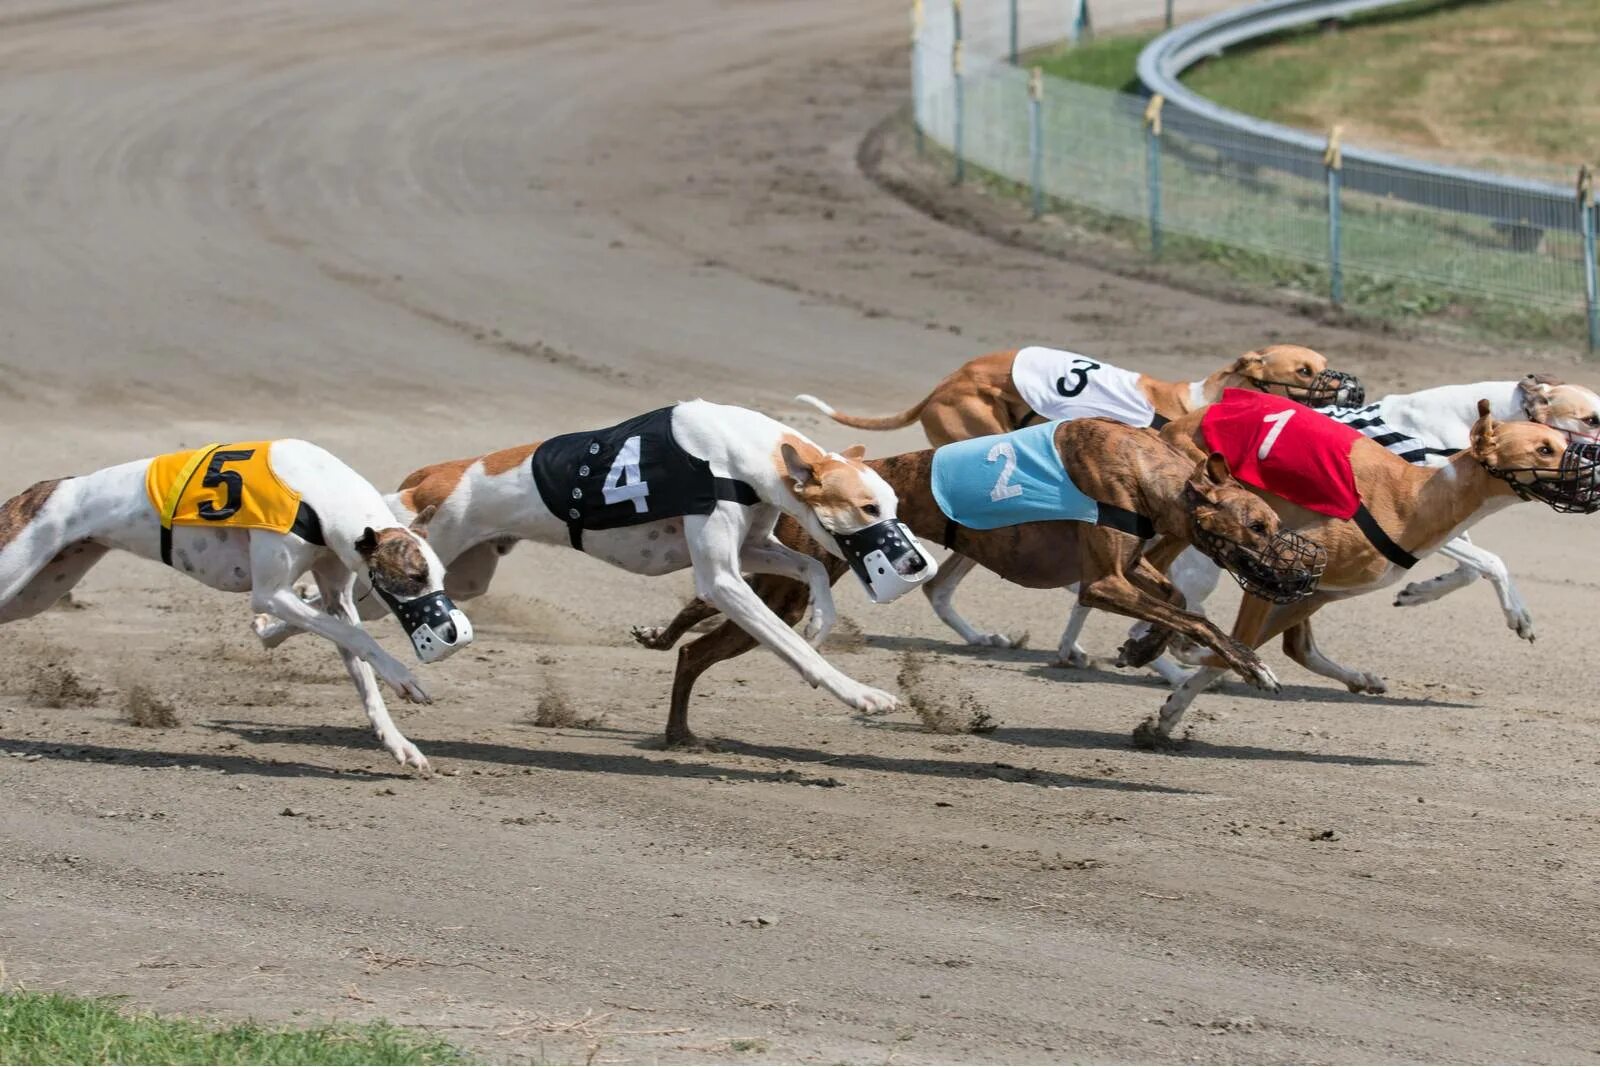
{"left": 1242, "top": 660, "right": 1281, "bottom": 693}
{"left": 1393, "top": 582, "right": 1437, "bottom": 608}
{"left": 842, "top": 683, "right": 897, "bottom": 716}
{"left": 381, "top": 667, "right": 432, "bottom": 705}
{"left": 802, "top": 606, "right": 836, "bottom": 648}
{"left": 1130, "top": 719, "right": 1183, "bottom": 751}
{"left": 1052, "top": 646, "right": 1091, "bottom": 669}
{"left": 381, "top": 733, "right": 432, "bottom": 774}
{"left": 251, "top": 613, "right": 293, "bottom": 650}
{"left": 1508, "top": 611, "right": 1535, "bottom": 642}
{"left": 630, "top": 624, "right": 673, "bottom": 651}
{"left": 1344, "top": 672, "right": 1387, "bottom": 695}
{"left": 970, "top": 630, "right": 1027, "bottom": 649}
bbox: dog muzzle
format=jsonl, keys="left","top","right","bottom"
{"left": 1485, "top": 440, "right": 1600, "bottom": 515}
{"left": 1190, "top": 519, "right": 1327, "bottom": 604}
{"left": 1250, "top": 370, "right": 1365, "bottom": 409}
{"left": 372, "top": 585, "right": 474, "bottom": 662}
{"left": 832, "top": 520, "right": 939, "bottom": 604}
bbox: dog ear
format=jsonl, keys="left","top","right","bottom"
{"left": 1230, "top": 349, "right": 1267, "bottom": 374}
{"left": 1203, "top": 451, "right": 1232, "bottom": 486}
{"left": 840, "top": 444, "right": 868, "bottom": 462}
{"left": 355, "top": 527, "right": 380, "bottom": 559}
{"left": 1187, "top": 455, "right": 1223, "bottom": 500}
{"left": 780, "top": 439, "right": 823, "bottom": 489}
{"left": 410, "top": 504, "right": 437, "bottom": 533}
{"left": 1470, "top": 399, "right": 1499, "bottom": 458}
{"left": 1517, "top": 374, "right": 1556, "bottom": 422}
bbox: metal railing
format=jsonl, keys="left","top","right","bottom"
{"left": 911, "top": 0, "right": 1600, "bottom": 349}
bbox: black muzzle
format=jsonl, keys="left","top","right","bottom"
{"left": 1187, "top": 503, "right": 1327, "bottom": 604}
{"left": 1250, "top": 369, "right": 1365, "bottom": 408}
{"left": 1485, "top": 440, "right": 1600, "bottom": 514}
{"left": 831, "top": 520, "right": 939, "bottom": 604}
{"left": 371, "top": 583, "right": 474, "bottom": 662}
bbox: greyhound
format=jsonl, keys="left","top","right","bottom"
{"left": 255, "top": 401, "right": 940, "bottom": 717}
{"left": 630, "top": 417, "right": 1325, "bottom": 745}
{"left": 0, "top": 439, "right": 470, "bottom": 771}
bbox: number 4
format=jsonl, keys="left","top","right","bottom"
{"left": 602, "top": 435, "right": 651, "bottom": 513}
{"left": 1258, "top": 409, "right": 1294, "bottom": 460}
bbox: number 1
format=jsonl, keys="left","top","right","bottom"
{"left": 1258, "top": 410, "right": 1294, "bottom": 460}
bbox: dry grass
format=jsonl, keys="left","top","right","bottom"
{"left": 896, "top": 651, "right": 999, "bottom": 735}
{"left": 26, "top": 665, "right": 99, "bottom": 708}
{"left": 122, "top": 684, "right": 179, "bottom": 729}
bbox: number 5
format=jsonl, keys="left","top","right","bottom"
{"left": 1258, "top": 410, "right": 1294, "bottom": 461}
{"left": 198, "top": 449, "right": 255, "bottom": 521}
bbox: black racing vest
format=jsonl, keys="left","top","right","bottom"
{"left": 530, "top": 406, "right": 758, "bottom": 550}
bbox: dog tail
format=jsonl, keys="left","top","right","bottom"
{"left": 794, "top": 389, "right": 935, "bottom": 432}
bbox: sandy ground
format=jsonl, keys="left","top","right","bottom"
{"left": 1, "top": 1, "right": 1599, "bottom": 1063}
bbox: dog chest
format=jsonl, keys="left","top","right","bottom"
{"left": 530, "top": 406, "right": 751, "bottom": 551}
{"left": 930, "top": 422, "right": 1104, "bottom": 531}
{"left": 1201, "top": 389, "right": 1363, "bottom": 519}
{"left": 1010, "top": 346, "right": 1160, "bottom": 428}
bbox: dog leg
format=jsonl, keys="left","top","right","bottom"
{"left": 0, "top": 541, "right": 109, "bottom": 623}
{"left": 633, "top": 597, "right": 721, "bottom": 652}
{"left": 1281, "top": 620, "right": 1386, "bottom": 695}
{"left": 313, "top": 567, "right": 430, "bottom": 772}
{"left": 1053, "top": 595, "right": 1092, "bottom": 667}
{"left": 923, "top": 553, "right": 1027, "bottom": 649}
{"left": 253, "top": 577, "right": 385, "bottom": 650}
{"left": 687, "top": 512, "right": 894, "bottom": 715}
{"left": 1396, "top": 535, "right": 1532, "bottom": 641}
{"left": 737, "top": 538, "right": 839, "bottom": 646}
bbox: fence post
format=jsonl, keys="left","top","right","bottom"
{"left": 1028, "top": 67, "right": 1044, "bottom": 218}
{"left": 1009, "top": 0, "right": 1018, "bottom": 64}
{"left": 1582, "top": 165, "right": 1598, "bottom": 355}
{"left": 952, "top": 36, "right": 965, "bottom": 184}
{"left": 1143, "top": 94, "right": 1164, "bottom": 258}
{"left": 1165, "top": 0, "right": 1174, "bottom": 29}
{"left": 1325, "top": 124, "right": 1344, "bottom": 308}
{"left": 911, "top": 0, "right": 925, "bottom": 156}
{"left": 1069, "top": 0, "right": 1092, "bottom": 44}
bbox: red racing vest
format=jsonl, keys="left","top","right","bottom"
{"left": 1200, "top": 389, "right": 1363, "bottom": 519}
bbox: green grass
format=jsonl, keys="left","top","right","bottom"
{"left": 0, "top": 990, "right": 462, "bottom": 1066}
{"left": 1035, "top": 33, "right": 1155, "bottom": 92}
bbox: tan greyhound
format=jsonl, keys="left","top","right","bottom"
{"left": 796, "top": 344, "right": 1363, "bottom": 445}
{"left": 1139, "top": 398, "right": 1600, "bottom": 747}
{"left": 632, "top": 418, "right": 1326, "bottom": 745}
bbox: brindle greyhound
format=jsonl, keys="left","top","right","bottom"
{"left": 1138, "top": 401, "right": 1600, "bottom": 747}
{"left": 634, "top": 419, "right": 1310, "bottom": 746}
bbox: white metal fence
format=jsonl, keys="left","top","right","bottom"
{"left": 912, "top": 0, "right": 1600, "bottom": 348}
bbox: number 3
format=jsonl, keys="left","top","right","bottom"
{"left": 1258, "top": 410, "right": 1294, "bottom": 460}
{"left": 988, "top": 441, "right": 1023, "bottom": 502}
{"left": 198, "top": 449, "right": 254, "bottom": 521}
{"left": 1054, "top": 358, "right": 1101, "bottom": 399}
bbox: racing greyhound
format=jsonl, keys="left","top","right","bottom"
{"left": 631, "top": 418, "right": 1324, "bottom": 745}
{"left": 0, "top": 440, "right": 470, "bottom": 771}
{"left": 1138, "top": 397, "right": 1600, "bottom": 746}
{"left": 795, "top": 343, "right": 1363, "bottom": 445}
{"left": 257, "top": 401, "right": 941, "bottom": 717}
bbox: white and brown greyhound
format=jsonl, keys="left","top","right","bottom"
{"left": 1135, "top": 397, "right": 1600, "bottom": 746}
{"left": 257, "top": 401, "right": 939, "bottom": 718}
{"left": 0, "top": 439, "right": 470, "bottom": 771}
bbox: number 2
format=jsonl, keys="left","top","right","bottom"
{"left": 1258, "top": 410, "right": 1294, "bottom": 460}
{"left": 602, "top": 435, "right": 651, "bottom": 513}
{"left": 197, "top": 449, "right": 254, "bottom": 521}
{"left": 988, "top": 441, "right": 1023, "bottom": 502}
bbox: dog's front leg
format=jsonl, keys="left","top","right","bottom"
{"left": 738, "top": 537, "right": 838, "bottom": 647}
{"left": 925, "top": 553, "right": 1027, "bottom": 649}
{"left": 253, "top": 576, "right": 384, "bottom": 650}
{"left": 313, "top": 567, "right": 430, "bottom": 772}
{"left": 1397, "top": 534, "right": 1531, "bottom": 641}
{"left": 687, "top": 512, "right": 895, "bottom": 715}
{"left": 1281, "top": 619, "right": 1386, "bottom": 694}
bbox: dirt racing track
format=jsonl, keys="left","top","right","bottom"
{"left": 1, "top": 1, "right": 1598, "bottom": 1063}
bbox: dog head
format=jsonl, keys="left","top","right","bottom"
{"left": 356, "top": 507, "right": 475, "bottom": 661}
{"left": 1517, "top": 374, "right": 1600, "bottom": 442}
{"left": 1184, "top": 452, "right": 1326, "bottom": 602}
{"left": 777, "top": 437, "right": 938, "bottom": 603}
{"left": 1226, "top": 344, "right": 1364, "bottom": 408}
{"left": 1473, "top": 400, "right": 1600, "bottom": 514}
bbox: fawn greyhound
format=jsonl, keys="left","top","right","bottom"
{"left": 1135, "top": 395, "right": 1600, "bottom": 746}
{"left": 631, "top": 417, "right": 1325, "bottom": 745}
{"left": 0, "top": 439, "right": 470, "bottom": 771}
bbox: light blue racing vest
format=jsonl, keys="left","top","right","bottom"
{"left": 931, "top": 421, "right": 1103, "bottom": 531}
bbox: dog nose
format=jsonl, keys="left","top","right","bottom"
{"left": 435, "top": 618, "right": 457, "bottom": 644}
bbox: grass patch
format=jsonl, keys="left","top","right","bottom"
{"left": 26, "top": 664, "right": 99, "bottom": 708}
{"left": 1182, "top": 0, "right": 1595, "bottom": 172}
{"left": 0, "top": 989, "right": 460, "bottom": 1066}
{"left": 1035, "top": 32, "right": 1154, "bottom": 92}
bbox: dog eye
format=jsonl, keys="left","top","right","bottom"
{"left": 1249, "top": 521, "right": 1268, "bottom": 534}
{"left": 1539, "top": 445, "right": 1554, "bottom": 456}
{"left": 863, "top": 504, "right": 881, "bottom": 518}
{"left": 1297, "top": 367, "right": 1312, "bottom": 377}
{"left": 1588, "top": 416, "right": 1599, "bottom": 426}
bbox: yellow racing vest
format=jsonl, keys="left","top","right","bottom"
{"left": 144, "top": 442, "right": 318, "bottom": 566}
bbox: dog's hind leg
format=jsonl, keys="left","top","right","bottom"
{"left": 312, "top": 566, "right": 430, "bottom": 772}
{"left": 923, "top": 553, "right": 1027, "bottom": 649}
{"left": 0, "top": 541, "right": 110, "bottom": 623}
{"left": 633, "top": 596, "right": 722, "bottom": 651}
{"left": 1281, "top": 619, "right": 1386, "bottom": 694}
{"left": 1053, "top": 596, "right": 1091, "bottom": 667}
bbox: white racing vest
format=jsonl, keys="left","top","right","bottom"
{"left": 1010, "top": 346, "right": 1161, "bottom": 428}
